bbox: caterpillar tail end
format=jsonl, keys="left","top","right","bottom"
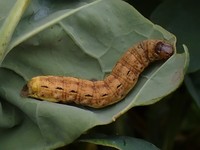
{"left": 21, "top": 77, "right": 61, "bottom": 103}
{"left": 20, "top": 84, "right": 29, "bottom": 97}
{"left": 20, "top": 77, "right": 40, "bottom": 99}
{"left": 20, "top": 78, "right": 38, "bottom": 98}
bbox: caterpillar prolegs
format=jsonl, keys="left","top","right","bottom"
{"left": 21, "top": 40, "right": 174, "bottom": 108}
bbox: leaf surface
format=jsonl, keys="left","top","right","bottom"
{"left": 80, "top": 135, "right": 160, "bottom": 150}
{"left": 0, "top": 0, "right": 188, "bottom": 149}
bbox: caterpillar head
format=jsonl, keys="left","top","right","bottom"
{"left": 155, "top": 41, "right": 174, "bottom": 59}
{"left": 147, "top": 40, "right": 174, "bottom": 61}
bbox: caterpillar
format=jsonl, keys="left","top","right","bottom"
{"left": 21, "top": 40, "right": 174, "bottom": 108}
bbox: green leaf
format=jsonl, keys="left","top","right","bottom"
{"left": 151, "top": 0, "right": 199, "bottom": 73}
{"left": 0, "top": 0, "right": 30, "bottom": 62}
{"left": 80, "top": 135, "right": 160, "bottom": 150}
{"left": 0, "top": 0, "right": 188, "bottom": 149}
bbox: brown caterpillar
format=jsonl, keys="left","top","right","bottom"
{"left": 21, "top": 40, "right": 174, "bottom": 108}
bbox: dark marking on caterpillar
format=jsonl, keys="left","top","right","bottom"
{"left": 56, "top": 87, "right": 64, "bottom": 90}
{"left": 85, "top": 94, "right": 93, "bottom": 97}
{"left": 21, "top": 40, "right": 174, "bottom": 108}
{"left": 41, "top": 85, "right": 48, "bottom": 88}
{"left": 70, "top": 90, "right": 77, "bottom": 93}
